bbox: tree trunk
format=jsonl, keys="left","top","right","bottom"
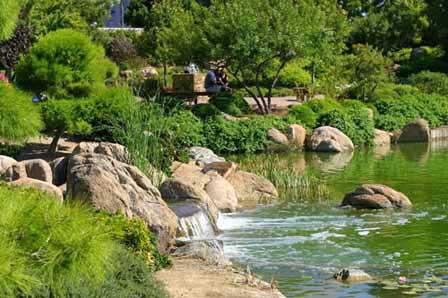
{"left": 267, "top": 60, "right": 288, "bottom": 114}
{"left": 48, "top": 130, "right": 64, "bottom": 154}
{"left": 226, "top": 67, "right": 266, "bottom": 114}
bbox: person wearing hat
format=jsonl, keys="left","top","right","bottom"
{"left": 204, "top": 66, "right": 229, "bottom": 93}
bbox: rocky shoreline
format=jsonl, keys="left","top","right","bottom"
{"left": 0, "top": 141, "right": 285, "bottom": 297}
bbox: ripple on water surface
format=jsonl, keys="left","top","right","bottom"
{"left": 220, "top": 144, "right": 448, "bottom": 297}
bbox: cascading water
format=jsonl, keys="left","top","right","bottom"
{"left": 178, "top": 209, "right": 217, "bottom": 241}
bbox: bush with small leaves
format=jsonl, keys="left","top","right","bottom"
{"left": 16, "top": 29, "right": 118, "bottom": 98}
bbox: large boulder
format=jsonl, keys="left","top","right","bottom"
{"left": 49, "top": 157, "right": 69, "bottom": 186}
{"left": 66, "top": 153, "right": 178, "bottom": 252}
{"left": 205, "top": 172, "right": 238, "bottom": 213}
{"left": 341, "top": 184, "right": 412, "bottom": 209}
{"left": 309, "top": 126, "right": 354, "bottom": 153}
{"left": 188, "top": 147, "right": 225, "bottom": 165}
{"left": 287, "top": 124, "right": 307, "bottom": 147}
{"left": 3, "top": 162, "right": 27, "bottom": 182}
{"left": 160, "top": 178, "right": 219, "bottom": 226}
{"left": 227, "top": 171, "right": 278, "bottom": 205}
{"left": 373, "top": 129, "right": 391, "bottom": 147}
{"left": 0, "top": 155, "right": 17, "bottom": 176}
{"left": 23, "top": 159, "right": 52, "bottom": 183}
{"left": 397, "top": 119, "right": 430, "bottom": 143}
{"left": 202, "top": 161, "right": 237, "bottom": 179}
{"left": 267, "top": 128, "right": 289, "bottom": 145}
{"left": 72, "top": 142, "right": 129, "bottom": 163}
{"left": 10, "top": 178, "right": 63, "bottom": 202}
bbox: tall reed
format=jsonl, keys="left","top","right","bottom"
{"left": 236, "top": 155, "right": 331, "bottom": 202}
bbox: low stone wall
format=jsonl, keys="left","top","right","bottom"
{"left": 431, "top": 126, "right": 448, "bottom": 140}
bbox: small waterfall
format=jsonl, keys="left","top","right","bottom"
{"left": 178, "top": 209, "right": 217, "bottom": 241}
{"left": 169, "top": 201, "right": 219, "bottom": 241}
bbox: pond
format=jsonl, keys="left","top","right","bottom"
{"left": 218, "top": 142, "right": 448, "bottom": 297}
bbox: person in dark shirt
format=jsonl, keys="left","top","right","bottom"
{"left": 205, "top": 67, "right": 230, "bottom": 93}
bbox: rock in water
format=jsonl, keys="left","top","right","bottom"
{"left": 309, "top": 126, "right": 354, "bottom": 153}
{"left": 267, "top": 128, "right": 289, "bottom": 145}
{"left": 341, "top": 184, "right": 412, "bottom": 209}
{"left": 373, "top": 129, "right": 391, "bottom": 147}
{"left": 188, "top": 147, "right": 225, "bottom": 165}
{"left": 66, "top": 153, "right": 178, "bottom": 252}
{"left": 397, "top": 118, "right": 430, "bottom": 143}
{"left": 227, "top": 170, "right": 278, "bottom": 204}
{"left": 287, "top": 124, "right": 307, "bottom": 148}
{"left": 333, "top": 269, "right": 373, "bottom": 283}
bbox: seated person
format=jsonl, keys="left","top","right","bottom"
{"left": 205, "top": 68, "right": 230, "bottom": 93}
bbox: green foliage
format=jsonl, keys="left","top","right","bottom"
{"left": 288, "top": 98, "right": 374, "bottom": 145}
{"left": 203, "top": 116, "right": 287, "bottom": 154}
{"left": 287, "top": 105, "right": 318, "bottom": 130}
{"left": 392, "top": 47, "right": 448, "bottom": 77}
{"left": 150, "top": 0, "right": 348, "bottom": 114}
{"left": 0, "top": 0, "right": 23, "bottom": 40}
{"left": 348, "top": 0, "right": 429, "bottom": 53}
{"left": 91, "top": 249, "right": 169, "bottom": 298}
{"left": 372, "top": 83, "right": 420, "bottom": 101}
{"left": 41, "top": 99, "right": 93, "bottom": 137}
{"left": 125, "top": 0, "right": 155, "bottom": 28}
{"left": 373, "top": 93, "right": 448, "bottom": 131}
{"left": 268, "top": 59, "right": 312, "bottom": 88}
{"left": 408, "top": 71, "right": 448, "bottom": 96}
{"left": 0, "top": 82, "right": 42, "bottom": 142}
{"left": 347, "top": 44, "right": 393, "bottom": 101}
{"left": 191, "top": 103, "right": 221, "bottom": 120}
{"left": 16, "top": 29, "right": 118, "bottom": 98}
{"left": 317, "top": 108, "right": 374, "bottom": 146}
{"left": 26, "top": 0, "right": 117, "bottom": 36}
{"left": 0, "top": 184, "right": 117, "bottom": 297}
{"left": 97, "top": 213, "right": 171, "bottom": 271}
{"left": 306, "top": 98, "right": 344, "bottom": 114}
{"left": 209, "top": 93, "right": 251, "bottom": 116}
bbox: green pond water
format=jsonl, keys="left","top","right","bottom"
{"left": 218, "top": 142, "right": 448, "bottom": 297}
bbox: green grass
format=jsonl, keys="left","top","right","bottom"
{"left": 0, "top": 184, "right": 168, "bottom": 298}
{"left": 234, "top": 155, "right": 330, "bottom": 202}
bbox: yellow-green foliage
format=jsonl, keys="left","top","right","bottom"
{"left": 0, "top": 0, "right": 23, "bottom": 40}
{"left": 0, "top": 82, "right": 42, "bottom": 142}
{"left": 0, "top": 184, "right": 117, "bottom": 298}
{"left": 16, "top": 29, "right": 118, "bottom": 98}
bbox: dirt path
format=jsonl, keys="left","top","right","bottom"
{"left": 156, "top": 257, "right": 285, "bottom": 298}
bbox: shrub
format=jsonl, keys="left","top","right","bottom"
{"left": 209, "top": 93, "right": 251, "bottom": 116}
{"left": 306, "top": 98, "right": 344, "bottom": 114}
{"left": 408, "top": 71, "right": 448, "bottom": 96}
{"left": 192, "top": 103, "right": 221, "bottom": 119}
{"left": 276, "top": 59, "right": 312, "bottom": 88}
{"left": 372, "top": 83, "right": 420, "bottom": 101}
{"left": 0, "top": 82, "right": 42, "bottom": 142}
{"left": 106, "top": 36, "right": 138, "bottom": 68}
{"left": 202, "top": 116, "right": 285, "bottom": 154}
{"left": 16, "top": 29, "right": 118, "bottom": 98}
{"left": 287, "top": 105, "right": 318, "bottom": 129}
{"left": 0, "top": 184, "right": 117, "bottom": 297}
{"left": 373, "top": 94, "right": 448, "bottom": 131}
{"left": 316, "top": 108, "right": 374, "bottom": 146}
{"left": 165, "top": 111, "right": 205, "bottom": 149}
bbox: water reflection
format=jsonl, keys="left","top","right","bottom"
{"left": 309, "top": 151, "right": 354, "bottom": 174}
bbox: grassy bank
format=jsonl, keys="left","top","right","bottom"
{"left": 0, "top": 184, "right": 168, "bottom": 298}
